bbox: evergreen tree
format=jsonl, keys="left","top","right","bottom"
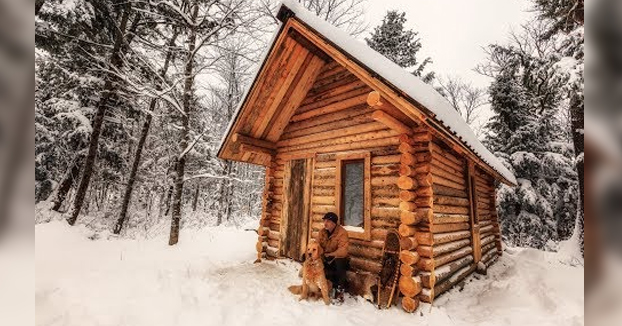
{"left": 483, "top": 23, "right": 579, "bottom": 249}
{"left": 366, "top": 10, "right": 434, "bottom": 83}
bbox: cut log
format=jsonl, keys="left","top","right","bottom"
{"left": 371, "top": 207, "right": 400, "bottom": 219}
{"left": 398, "top": 142, "right": 415, "bottom": 154}
{"left": 431, "top": 254, "right": 474, "bottom": 285}
{"left": 399, "top": 201, "right": 417, "bottom": 212}
{"left": 400, "top": 152, "right": 417, "bottom": 166}
{"left": 266, "top": 246, "right": 279, "bottom": 258}
{"left": 415, "top": 196, "right": 434, "bottom": 208}
{"left": 233, "top": 133, "right": 276, "bottom": 150}
{"left": 372, "top": 110, "right": 413, "bottom": 136}
{"left": 434, "top": 196, "right": 470, "bottom": 207}
{"left": 432, "top": 174, "right": 467, "bottom": 191}
{"left": 372, "top": 155, "right": 401, "bottom": 165}
{"left": 240, "top": 143, "right": 275, "bottom": 157}
{"left": 398, "top": 224, "right": 417, "bottom": 237}
{"left": 416, "top": 186, "right": 433, "bottom": 197}
{"left": 399, "top": 275, "right": 422, "bottom": 298}
{"left": 399, "top": 250, "right": 420, "bottom": 266}
{"left": 430, "top": 223, "right": 470, "bottom": 234}
{"left": 400, "top": 210, "right": 421, "bottom": 226}
{"left": 417, "top": 238, "right": 472, "bottom": 258}
{"left": 350, "top": 256, "right": 382, "bottom": 274}
{"left": 433, "top": 265, "right": 476, "bottom": 299}
{"left": 397, "top": 176, "right": 418, "bottom": 190}
{"left": 434, "top": 213, "right": 470, "bottom": 224}
{"left": 399, "top": 164, "right": 417, "bottom": 177}
{"left": 349, "top": 245, "right": 384, "bottom": 260}
{"left": 416, "top": 208, "right": 433, "bottom": 224}
{"left": 400, "top": 263, "right": 415, "bottom": 277}
{"left": 434, "top": 246, "right": 473, "bottom": 267}
{"left": 412, "top": 132, "right": 432, "bottom": 142}
{"left": 401, "top": 296, "right": 420, "bottom": 313}
{"left": 399, "top": 190, "right": 416, "bottom": 202}
{"left": 415, "top": 173, "right": 433, "bottom": 187}
{"left": 433, "top": 230, "right": 472, "bottom": 245}
{"left": 433, "top": 184, "right": 467, "bottom": 198}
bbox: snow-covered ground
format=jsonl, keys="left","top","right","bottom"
{"left": 35, "top": 221, "right": 584, "bottom": 326}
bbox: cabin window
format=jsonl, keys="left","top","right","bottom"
{"left": 343, "top": 160, "right": 364, "bottom": 228}
{"left": 335, "top": 152, "right": 371, "bottom": 241}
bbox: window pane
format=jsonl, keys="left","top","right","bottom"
{"left": 344, "top": 161, "right": 364, "bottom": 228}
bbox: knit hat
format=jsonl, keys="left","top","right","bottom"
{"left": 322, "top": 212, "right": 338, "bottom": 224}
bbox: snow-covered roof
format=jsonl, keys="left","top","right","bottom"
{"left": 218, "top": 0, "right": 516, "bottom": 185}
{"left": 278, "top": 0, "right": 516, "bottom": 185}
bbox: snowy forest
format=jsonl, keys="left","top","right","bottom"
{"left": 35, "top": 0, "right": 583, "bottom": 252}
{"left": 33, "top": 0, "right": 585, "bottom": 324}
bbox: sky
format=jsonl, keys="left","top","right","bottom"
{"left": 362, "top": 0, "right": 534, "bottom": 89}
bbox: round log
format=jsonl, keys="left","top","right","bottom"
{"left": 416, "top": 208, "right": 433, "bottom": 224}
{"left": 399, "top": 164, "right": 417, "bottom": 177}
{"left": 400, "top": 237, "right": 414, "bottom": 251}
{"left": 400, "top": 152, "right": 417, "bottom": 166}
{"left": 400, "top": 249, "right": 420, "bottom": 266}
{"left": 416, "top": 186, "right": 433, "bottom": 197}
{"left": 367, "top": 90, "right": 382, "bottom": 106}
{"left": 399, "top": 201, "right": 417, "bottom": 212}
{"left": 399, "top": 190, "right": 416, "bottom": 202}
{"left": 398, "top": 176, "right": 418, "bottom": 190}
{"left": 412, "top": 132, "right": 432, "bottom": 142}
{"left": 401, "top": 296, "right": 420, "bottom": 313}
{"left": 400, "top": 262, "right": 415, "bottom": 277}
{"left": 414, "top": 196, "right": 433, "bottom": 208}
{"left": 398, "top": 224, "right": 417, "bottom": 237}
{"left": 399, "top": 275, "right": 422, "bottom": 298}
{"left": 415, "top": 173, "right": 433, "bottom": 187}
{"left": 401, "top": 210, "right": 421, "bottom": 226}
{"left": 398, "top": 142, "right": 415, "bottom": 154}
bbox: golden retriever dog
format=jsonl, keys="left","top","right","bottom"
{"left": 288, "top": 240, "right": 332, "bottom": 305}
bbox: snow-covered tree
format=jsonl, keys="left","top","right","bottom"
{"left": 366, "top": 10, "right": 435, "bottom": 83}
{"left": 482, "top": 21, "right": 579, "bottom": 249}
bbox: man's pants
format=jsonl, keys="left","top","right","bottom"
{"left": 324, "top": 257, "right": 349, "bottom": 291}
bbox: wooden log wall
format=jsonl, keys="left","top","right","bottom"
{"left": 474, "top": 167, "right": 503, "bottom": 267}
{"left": 418, "top": 139, "right": 475, "bottom": 303}
{"left": 256, "top": 160, "right": 281, "bottom": 260}
{"left": 263, "top": 62, "right": 406, "bottom": 272}
{"left": 396, "top": 128, "right": 430, "bottom": 312}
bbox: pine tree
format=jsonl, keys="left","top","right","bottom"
{"left": 483, "top": 22, "right": 579, "bottom": 249}
{"left": 366, "top": 10, "right": 434, "bottom": 83}
{"left": 533, "top": 0, "right": 584, "bottom": 255}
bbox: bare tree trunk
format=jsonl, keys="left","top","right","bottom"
{"left": 570, "top": 92, "right": 584, "bottom": 256}
{"left": 113, "top": 32, "right": 179, "bottom": 234}
{"left": 67, "top": 3, "right": 131, "bottom": 226}
{"left": 164, "top": 184, "right": 173, "bottom": 216}
{"left": 169, "top": 3, "right": 199, "bottom": 245}
{"left": 192, "top": 185, "right": 200, "bottom": 212}
{"left": 50, "top": 152, "right": 84, "bottom": 212}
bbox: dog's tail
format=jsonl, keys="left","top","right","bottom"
{"left": 288, "top": 285, "right": 302, "bottom": 295}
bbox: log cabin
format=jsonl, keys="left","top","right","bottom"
{"left": 217, "top": 0, "right": 517, "bottom": 312}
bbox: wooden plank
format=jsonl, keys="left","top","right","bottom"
{"left": 277, "top": 121, "right": 387, "bottom": 147}
{"left": 251, "top": 44, "right": 309, "bottom": 137}
{"left": 284, "top": 104, "right": 371, "bottom": 134}
{"left": 280, "top": 111, "right": 374, "bottom": 140}
{"left": 265, "top": 55, "right": 326, "bottom": 142}
{"left": 371, "top": 109, "right": 414, "bottom": 136}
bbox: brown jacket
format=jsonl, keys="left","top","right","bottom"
{"left": 316, "top": 225, "right": 349, "bottom": 258}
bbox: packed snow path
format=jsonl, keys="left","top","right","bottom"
{"left": 36, "top": 221, "right": 583, "bottom": 326}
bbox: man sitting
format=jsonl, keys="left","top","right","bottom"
{"left": 316, "top": 212, "right": 350, "bottom": 303}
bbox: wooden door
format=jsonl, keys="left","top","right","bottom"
{"left": 281, "top": 158, "right": 312, "bottom": 261}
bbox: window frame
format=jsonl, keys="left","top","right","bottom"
{"left": 335, "top": 152, "right": 371, "bottom": 241}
